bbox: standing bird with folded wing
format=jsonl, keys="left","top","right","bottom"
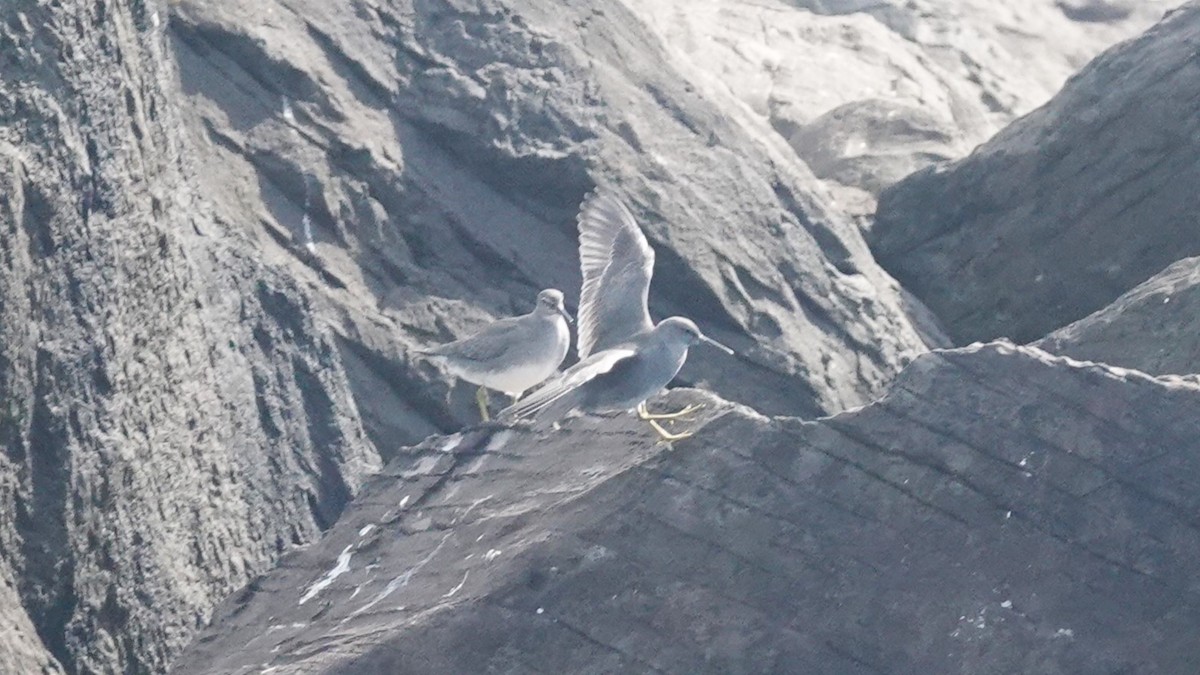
{"left": 417, "top": 289, "right": 572, "bottom": 421}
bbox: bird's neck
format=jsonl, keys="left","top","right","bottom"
{"left": 646, "top": 330, "right": 689, "bottom": 367}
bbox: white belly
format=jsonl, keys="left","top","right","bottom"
{"left": 448, "top": 316, "right": 569, "bottom": 395}
{"left": 474, "top": 360, "right": 562, "bottom": 395}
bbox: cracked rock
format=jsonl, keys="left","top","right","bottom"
{"left": 173, "top": 343, "right": 1200, "bottom": 674}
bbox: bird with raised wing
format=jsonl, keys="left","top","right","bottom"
{"left": 501, "top": 192, "right": 732, "bottom": 440}
{"left": 416, "top": 289, "right": 572, "bottom": 420}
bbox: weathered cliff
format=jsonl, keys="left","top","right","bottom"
{"left": 1, "top": 0, "right": 1193, "bottom": 672}
{"left": 871, "top": 2, "right": 1200, "bottom": 344}
{"left": 0, "top": 1, "right": 379, "bottom": 672}
{"left": 636, "top": 0, "right": 1176, "bottom": 218}
{"left": 167, "top": 0, "right": 947, "bottom": 442}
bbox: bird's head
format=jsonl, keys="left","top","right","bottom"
{"left": 535, "top": 288, "right": 572, "bottom": 323}
{"left": 658, "top": 317, "right": 734, "bottom": 354}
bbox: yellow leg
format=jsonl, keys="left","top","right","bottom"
{"left": 475, "top": 387, "right": 491, "bottom": 422}
{"left": 647, "top": 419, "right": 693, "bottom": 442}
{"left": 637, "top": 401, "right": 703, "bottom": 421}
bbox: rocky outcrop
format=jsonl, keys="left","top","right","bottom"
{"left": 172, "top": 342, "right": 1200, "bottom": 674}
{"left": 635, "top": 0, "right": 1176, "bottom": 218}
{"left": 2, "top": 0, "right": 1191, "bottom": 671}
{"left": 167, "top": 0, "right": 948, "bottom": 435}
{"left": 1037, "top": 256, "right": 1200, "bottom": 375}
{"left": 0, "top": 573, "right": 62, "bottom": 675}
{"left": 0, "top": 1, "right": 378, "bottom": 672}
{"left": 870, "top": 2, "right": 1200, "bottom": 344}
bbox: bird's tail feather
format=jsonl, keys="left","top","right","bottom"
{"left": 500, "top": 382, "right": 576, "bottom": 421}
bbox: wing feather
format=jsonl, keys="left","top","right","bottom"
{"left": 417, "top": 315, "right": 526, "bottom": 363}
{"left": 501, "top": 348, "right": 636, "bottom": 420}
{"left": 576, "top": 191, "right": 655, "bottom": 359}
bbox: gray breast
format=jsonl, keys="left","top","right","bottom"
{"left": 581, "top": 336, "right": 689, "bottom": 413}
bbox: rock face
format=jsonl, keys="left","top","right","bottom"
{"left": 167, "top": 0, "right": 945, "bottom": 434}
{"left": 173, "top": 342, "right": 1200, "bottom": 674}
{"left": 634, "top": 0, "right": 1176, "bottom": 217}
{"left": 871, "top": 2, "right": 1200, "bottom": 345}
{"left": 1037, "top": 257, "right": 1200, "bottom": 375}
{"left": 2, "top": 0, "right": 1193, "bottom": 672}
{"left": 0, "top": 1, "right": 379, "bottom": 672}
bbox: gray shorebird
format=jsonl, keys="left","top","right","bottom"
{"left": 501, "top": 192, "right": 732, "bottom": 440}
{"left": 417, "top": 289, "right": 572, "bottom": 420}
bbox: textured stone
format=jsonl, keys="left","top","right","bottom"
{"left": 168, "top": 0, "right": 944, "bottom": 435}
{"left": 634, "top": 0, "right": 1176, "bottom": 218}
{"left": 0, "top": 569, "right": 62, "bottom": 675}
{"left": 871, "top": 2, "right": 1200, "bottom": 344}
{"left": 173, "top": 343, "right": 1200, "bottom": 674}
{"left": 1, "top": 0, "right": 1192, "bottom": 671}
{"left": 0, "top": 1, "right": 379, "bottom": 672}
{"left": 1037, "top": 257, "right": 1200, "bottom": 375}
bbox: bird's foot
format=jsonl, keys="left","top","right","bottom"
{"left": 475, "top": 387, "right": 492, "bottom": 422}
{"left": 647, "top": 419, "right": 694, "bottom": 443}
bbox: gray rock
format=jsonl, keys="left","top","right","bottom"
{"left": 871, "top": 2, "right": 1200, "bottom": 344}
{"left": 634, "top": 0, "right": 1177, "bottom": 218}
{"left": 0, "top": 574, "right": 63, "bottom": 675}
{"left": 172, "top": 342, "right": 1200, "bottom": 674}
{"left": 0, "top": 1, "right": 379, "bottom": 673}
{"left": 168, "top": 0, "right": 943, "bottom": 434}
{"left": 1058, "top": 0, "right": 1138, "bottom": 22}
{"left": 787, "top": 99, "right": 965, "bottom": 196}
{"left": 1037, "top": 256, "right": 1200, "bottom": 375}
{"left": 2, "top": 0, "right": 1192, "bottom": 671}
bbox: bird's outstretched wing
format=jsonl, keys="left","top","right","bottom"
{"left": 576, "top": 191, "right": 655, "bottom": 359}
{"left": 501, "top": 347, "right": 636, "bottom": 420}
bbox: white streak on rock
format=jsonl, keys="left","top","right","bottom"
{"left": 443, "top": 570, "right": 469, "bottom": 598}
{"left": 299, "top": 545, "right": 353, "bottom": 605}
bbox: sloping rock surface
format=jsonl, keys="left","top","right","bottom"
{"left": 174, "top": 343, "right": 1200, "bottom": 674}
{"left": 635, "top": 0, "right": 1177, "bottom": 217}
{"left": 0, "top": 1, "right": 379, "bottom": 672}
{"left": 1, "top": 0, "right": 1191, "bottom": 672}
{"left": 1037, "top": 256, "right": 1200, "bottom": 375}
{"left": 870, "top": 2, "right": 1200, "bottom": 344}
{"left": 168, "top": 0, "right": 944, "bottom": 436}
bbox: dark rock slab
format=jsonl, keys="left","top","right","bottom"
{"left": 870, "top": 3, "right": 1200, "bottom": 344}
{"left": 173, "top": 343, "right": 1200, "bottom": 674}
{"left": 1037, "top": 256, "right": 1200, "bottom": 375}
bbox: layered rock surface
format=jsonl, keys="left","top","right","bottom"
{"left": 871, "top": 2, "right": 1200, "bottom": 344}
{"left": 0, "top": 1, "right": 379, "bottom": 672}
{"left": 174, "top": 342, "right": 1200, "bottom": 674}
{"left": 167, "top": 0, "right": 949, "bottom": 436}
{"left": 1037, "top": 256, "right": 1200, "bottom": 375}
{"left": 1, "top": 0, "right": 1193, "bottom": 672}
{"left": 635, "top": 0, "right": 1176, "bottom": 217}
